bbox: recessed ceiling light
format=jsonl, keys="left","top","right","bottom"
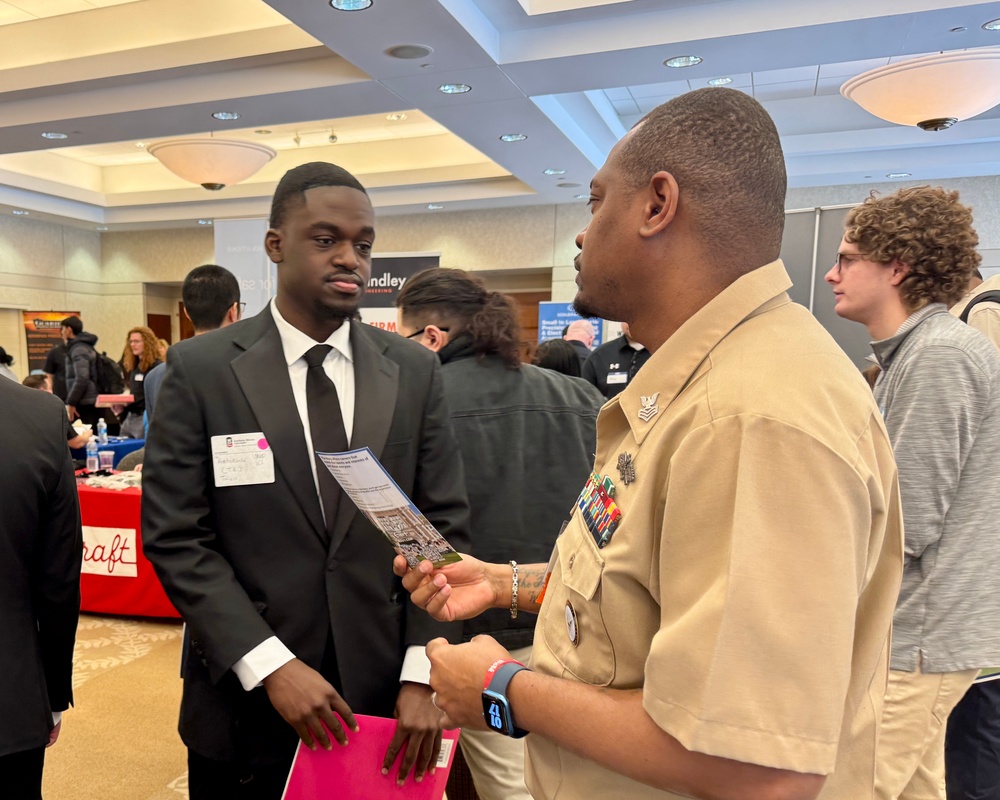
{"left": 331, "top": 0, "right": 372, "bottom": 9}
{"left": 41, "top": 132, "right": 67, "bottom": 140}
{"left": 664, "top": 55, "right": 703, "bottom": 68}
{"left": 212, "top": 111, "right": 240, "bottom": 121}
{"left": 11, "top": 209, "right": 29, "bottom": 215}
{"left": 886, "top": 172, "right": 912, "bottom": 178}
{"left": 254, "top": 129, "right": 272, "bottom": 135}
{"left": 135, "top": 141, "right": 146, "bottom": 148}
{"left": 543, "top": 168, "right": 566, "bottom": 175}
{"left": 439, "top": 83, "right": 471, "bottom": 94}
{"left": 387, "top": 44, "right": 433, "bottom": 60}
{"left": 499, "top": 133, "right": 527, "bottom": 142}
{"left": 197, "top": 219, "right": 214, "bottom": 225}
{"left": 96, "top": 226, "right": 109, "bottom": 231}
{"left": 983, "top": 18, "right": 1000, "bottom": 30}
{"left": 574, "top": 193, "right": 590, "bottom": 200}
{"left": 427, "top": 204, "right": 444, "bottom": 210}
{"left": 708, "top": 77, "right": 733, "bottom": 86}
{"left": 386, "top": 113, "right": 407, "bottom": 121}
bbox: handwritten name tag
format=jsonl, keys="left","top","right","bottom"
{"left": 211, "top": 432, "right": 275, "bottom": 487}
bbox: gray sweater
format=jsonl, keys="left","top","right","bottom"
{"left": 872, "top": 304, "right": 1000, "bottom": 672}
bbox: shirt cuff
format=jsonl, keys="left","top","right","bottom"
{"left": 232, "top": 637, "right": 296, "bottom": 691}
{"left": 52, "top": 711, "right": 62, "bottom": 726}
{"left": 400, "top": 645, "right": 432, "bottom": 685}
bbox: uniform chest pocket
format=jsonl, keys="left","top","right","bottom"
{"left": 539, "top": 521, "right": 616, "bottom": 686}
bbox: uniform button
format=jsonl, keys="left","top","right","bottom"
{"left": 568, "top": 554, "right": 575, "bottom": 570}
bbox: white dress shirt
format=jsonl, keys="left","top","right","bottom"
{"left": 232, "top": 301, "right": 429, "bottom": 691}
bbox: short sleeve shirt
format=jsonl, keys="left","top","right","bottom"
{"left": 525, "top": 261, "right": 904, "bottom": 800}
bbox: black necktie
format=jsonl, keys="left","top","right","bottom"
{"left": 304, "top": 344, "right": 349, "bottom": 534}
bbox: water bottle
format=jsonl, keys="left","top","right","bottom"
{"left": 97, "top": 417, "right": 108, "bottom": 445}
{"left": 86, "top": 437, "right": 99, "bottom": 472}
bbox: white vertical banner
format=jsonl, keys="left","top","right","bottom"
{"left": 214, "top": 219, "right": 275, "bottom": 318}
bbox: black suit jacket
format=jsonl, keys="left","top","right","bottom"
{"left": 141, "top": 308, "right": 470, "bottom": 763}
{"left": 0, "top": 380, "right": 81, "bottom": 757}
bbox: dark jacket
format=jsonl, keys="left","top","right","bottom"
{"left": 566, "top": 338, "right": 592, "bottom": 367}
{"left": 0, "top": 379, "right": 81, "bottom": 757}
{"left": 64, "top": 332, "right": 99, "bottom": 407}
{"left": 582, "top": 335, "right": 651, "bottom": 399}
{"left": 438, "top": 336, "right": 602, "bottom": 648}
{"left": 124, "top": 360, "right": 162, "bottom": 416}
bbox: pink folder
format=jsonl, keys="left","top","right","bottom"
{"left": 281, "top": 714, "right": 460, "bottom": 800}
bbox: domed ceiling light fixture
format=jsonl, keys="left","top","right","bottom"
{"left": 841, "top": 47, "right": 1000, "bottom": 131}
{"left": 147, "top": 138, "right": 277, "bottom": 190}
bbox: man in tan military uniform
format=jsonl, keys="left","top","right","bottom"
{"left": 396, "top": 88, "right": 904, "bottom": 800}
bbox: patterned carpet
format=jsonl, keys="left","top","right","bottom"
{"left": 43, "top": 614, "right": 189, "bottom": 800}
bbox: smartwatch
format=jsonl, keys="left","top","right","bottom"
{"left": 481, "top": 659, "right": 531, "bottom": 738}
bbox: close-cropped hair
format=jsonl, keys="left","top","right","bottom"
{"left": 269, "top": 162, "right": 368, "bottom": 228}
{"left": 121, "top": 326, "right": 161, "bottom": 374}
{"left": 844, "top": 186, "right": 981, "bottom": 309}
{"left": 61, "top": 315, "right": 83, "bottom": 335}
{"left": 617, "top": 87, "right": 787, "bottom": 273}
{"left": 397, "top": 268, "right": 522, "bottom": 369}
{"left": 183, "top": 264, "right": 241, "bottom": 331}
{"left": 532, "top": 338, "right": 582, "bottom": 377}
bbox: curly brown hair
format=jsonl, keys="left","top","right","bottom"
{"left": 121, "top": 326, "right": 161, "bottom": 374}
{"left": 844, "top": 186, "right": 981, "bottom": 310}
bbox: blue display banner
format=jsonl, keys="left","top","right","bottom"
{"left": 537, "top": 302, "right": 603, "bottom": 347}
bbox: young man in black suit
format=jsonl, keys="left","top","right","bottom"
{"left": 0, "top": 379, "right": 82, "bottom": 799}
{"left": 141, "top": 162, "right": 470, "bottom": 800}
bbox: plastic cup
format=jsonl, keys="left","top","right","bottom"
{"left": 98, "top": 451, "right": 115, "bottom": 471}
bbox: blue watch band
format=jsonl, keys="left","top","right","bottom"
{"left": 483, "top": 661, "right": 531, "bottom": 738}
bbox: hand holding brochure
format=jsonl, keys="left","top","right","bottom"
{"left": 281, "top": 714, "right": 460, "bottom": 800}
{"left": 317, "top": 447, "right": 462, "bottom": 568}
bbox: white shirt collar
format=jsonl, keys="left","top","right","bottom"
{"left": 269, "top": 300, "right": 353, "bottom": 367}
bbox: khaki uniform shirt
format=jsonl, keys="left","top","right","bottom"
{"left": 525, "top": 261, "right": 904, "bottom": 800}
{"left": 951, "top": 273, "right": 1000, "bottom": 349}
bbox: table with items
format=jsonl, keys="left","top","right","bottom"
{"left": 71, "top": 436, "right": 145, "bottom": 468}
{"left": 76, "top": 478, "right": 179, "bottom": 618}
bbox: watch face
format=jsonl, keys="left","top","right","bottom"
{"left": 482, "top": 694, "right": 510, "bottom": 735}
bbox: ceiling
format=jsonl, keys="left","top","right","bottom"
{"left": 2, "top": 0, "right": 1000, "bottom": 231}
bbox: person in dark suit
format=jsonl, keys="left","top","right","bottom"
{"left": 0, "top": 379, "right": 82, "bottom": 800}
{"left": 141, "top": 162, "right": 470, "bottom": 800}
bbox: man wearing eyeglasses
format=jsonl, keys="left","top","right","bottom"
{"left": 825, "top": 186, "right": 1000, "bottom": 800}
{"left": 144, "top": 264, "right": 243, "bottom": 425}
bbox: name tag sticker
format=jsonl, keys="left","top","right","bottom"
{"left": 134, "top": 373, "right": 144, "bottom": 382}
{"left": 606, "top": 371, "right": 628, "bottom": 385}
{"left": 211, "top": 432, "right": 275, "bottom": 487}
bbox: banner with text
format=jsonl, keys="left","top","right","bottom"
{"left": 359, "top": 253, "right": 439, "bottom": 333}
{"left": 537, "top": 302, "right": 603, "bottom": 348}
{"left": 23, "top": 311, "right": 79, "bottom": 372}
{"left": 214, "top": 219, "right": 274, "bottom": 319}
{"left": 81, "top": 526, "right": 138, "bottom": 578}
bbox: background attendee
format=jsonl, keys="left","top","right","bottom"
{"left": 142, "top": 162, "right": 470, "bottom": 800}
{"left": 144, "top": 264, "right": 242, "bottom": 426}
{"left": 0, "top": 346, "right": 17, "bottom": 381}
{"left": 945, "top": 267, "right": 1000, "bottom": 799}
{"left": 582, "top": 322, "right": 650, "bottom": 399}
{"left": 157, "top": 338, "right": 170, "bottom": 361}
{"left": 825, "top": 186, "right": 1000, "bottom": 800}
{"left": 0, "top": 378, "right": 82, "bottom": 799}
{"left": 951, "top": 268, "right": 1000, "bottom": 345}
{"left": 561, "top": 319, "right": 594, "bottom": 366}
{"left": 118, "top": 325, "right": 161, "bottom": 438}
{"left": 61, "top": 315, "right": 102, "bottom": 429}
{"left": 396, "top": 88, "right": 903, "bottom": 800}
{"left": 531, "top": 338, "right": 584, "bottom": 377}
{"left": 23, "top": 374, "right": 93, "bottom": 449}
{"left": 397, "top": 268, "right": 601, "bottom": 800}
{"left": 44, "top": 341, "right": 68, "bottom": 401}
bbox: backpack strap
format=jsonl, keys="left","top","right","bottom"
{"left": 959, "top": 290, "right": 1000, "bottom": 323}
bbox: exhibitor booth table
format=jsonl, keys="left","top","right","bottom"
{"left": 77, "top": 480, "right": 179, "bottom": 618}
{"left": 71, "top": 436, "right": 144, "bottom": 468}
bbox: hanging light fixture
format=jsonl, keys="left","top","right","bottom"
{"left": 147, "top": 138, "right": 277, "bottom": 190}
{"left": 841, "top": 47, "right": 1000, "bottom": 131}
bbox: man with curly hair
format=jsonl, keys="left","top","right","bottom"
{"left": 825, "top": 185, "right": 1000, "bottom": 799}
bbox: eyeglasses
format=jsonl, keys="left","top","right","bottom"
{"left": 238, "top": 302, "right": 246, "bottom": 314}
{"left": 832, "top": 252, "right": 872, "bottom": 273}
{"left": 405, "top": 326, "right": 449, "bottom": 340}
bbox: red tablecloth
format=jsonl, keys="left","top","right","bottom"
{"left": 77, "top": 481, "right": 180, "bottom": 618}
